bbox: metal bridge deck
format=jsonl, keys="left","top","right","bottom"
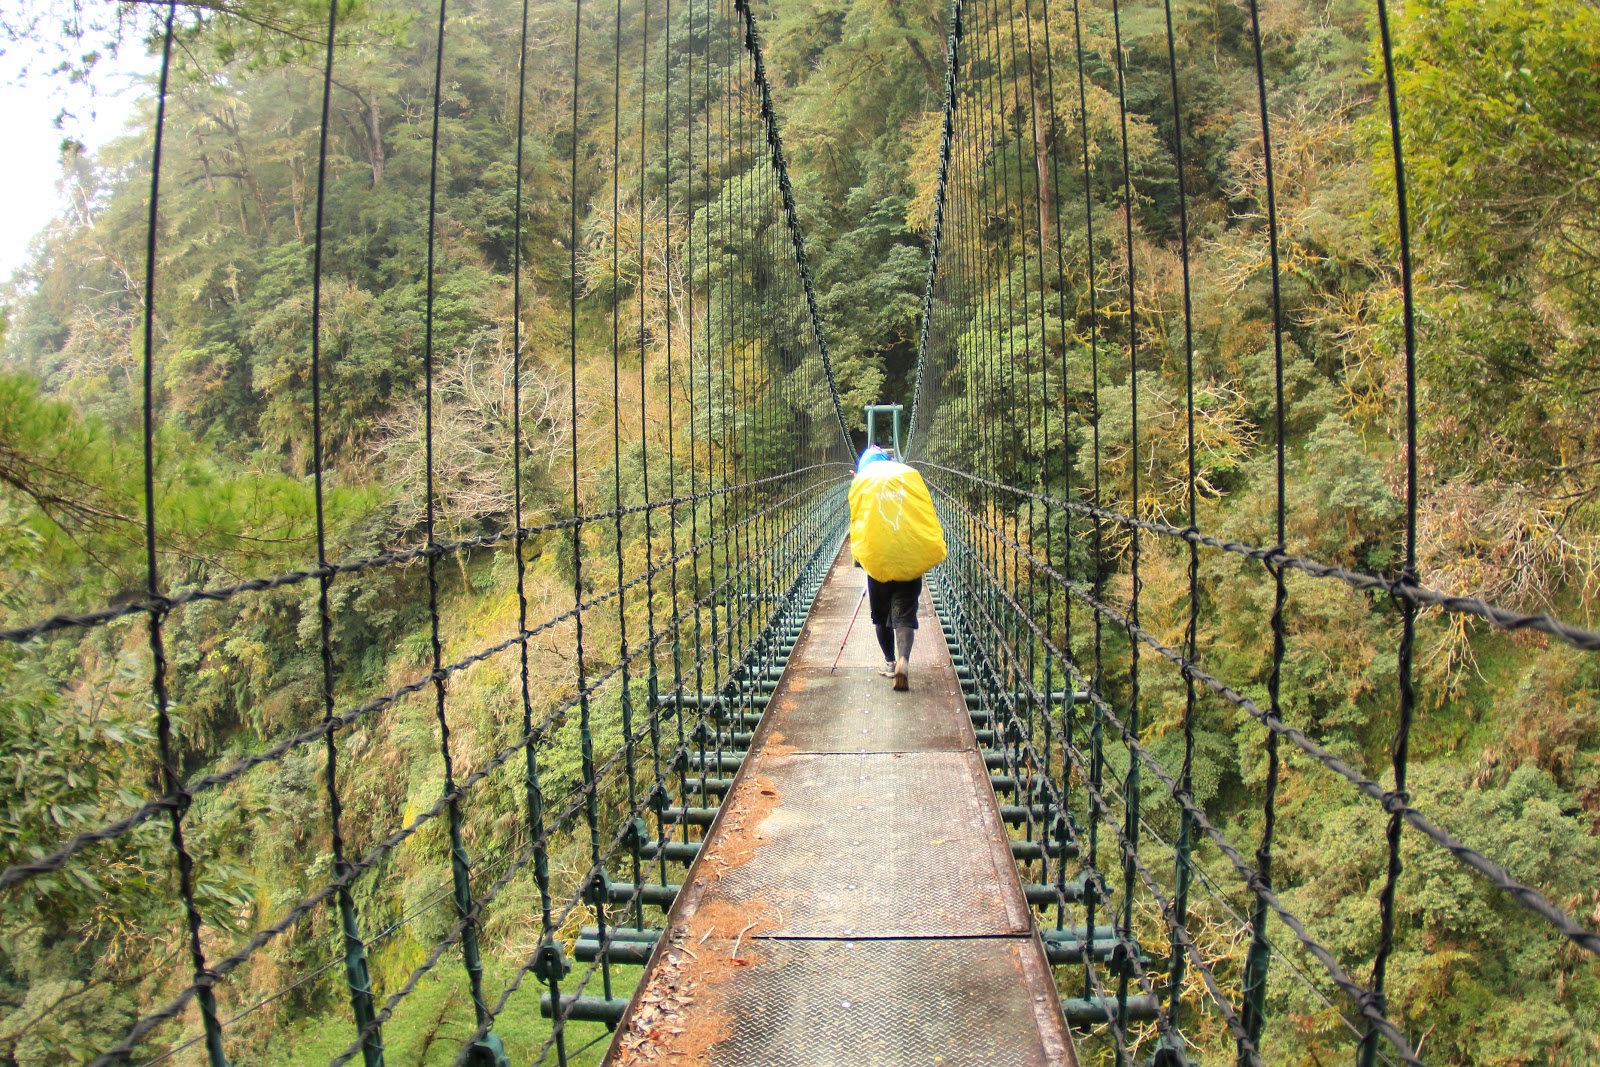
{"left": 607, "top": 547, "right": 1074, "bottom": 1066}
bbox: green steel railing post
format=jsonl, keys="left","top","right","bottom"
{"left": 336, "top": 873, "right": 383, "bottom": 1067}
{"left": 1083, "top": 676, "right": 1105, "bottom": 1003}
{"left": 447, "top": 817, "right": 489, "bottom": 1026}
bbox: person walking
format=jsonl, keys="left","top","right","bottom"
{"left": 848, "top": 445, "right": 947, "bottom": 691}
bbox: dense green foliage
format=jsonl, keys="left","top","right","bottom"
{"left": 762, "top": 0, "right": 1599, "bottom": 1061}
{"left": 0, "top": 0, "right": 807, "bottom": 1060}
{"left": 898, "top": 0, "right": 1599, "bottom": 1060}
{"left": 0, "top": 0, "right": 1596, "bottom": 1064}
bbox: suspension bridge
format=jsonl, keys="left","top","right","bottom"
{"left": 1, "top": 0, "right": 1596, "bottom": 1065}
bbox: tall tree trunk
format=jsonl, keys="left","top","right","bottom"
{"left": 333, "top": 81, "right": 386, "bottom": 186}
{"left": 198, "top": 149, "right": 227, "bottom": 229}
{"left": 904, "top": 35, "right": 941, "bottom": 95}
{"left": 363, "top": 95, "right": 385, "bottom": 185}
{"left": 289, "top": 160, "right": 305, "bottom": 242}
{"left": 887, "top": 0, "right": 941, "bottom": 94}
{"left": 1030, "top": 50, "right": 1053, "bottom": 260}
{"left": 234, "top": 137, "right": 273, "bottom": 243}
{"left": 203, "top": 110, "right": 273, "bottom": 242}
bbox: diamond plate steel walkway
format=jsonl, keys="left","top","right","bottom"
{"left": 606, "top": 545, "right": 1075, "bottom": 1066}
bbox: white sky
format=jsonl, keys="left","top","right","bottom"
{"left": 0, "top": 36, "right": 153, "bottom": 280}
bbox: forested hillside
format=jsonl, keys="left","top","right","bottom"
{"left": 1, "top": 0, "right": 1597, "bottom": 1064}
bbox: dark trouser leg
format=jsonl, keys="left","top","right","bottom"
{"left": 890, "top": 578, "right": 920, "bottom": 690}
{"left": 867, "top": 576, "right": 893, "bottom": 663}
{"left": 875, "top": 624, "right": 895, "bottom": 662}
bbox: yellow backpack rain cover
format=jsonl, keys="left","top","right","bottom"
{"left": 848, "top": 461, "right": 947, "bottom": 582}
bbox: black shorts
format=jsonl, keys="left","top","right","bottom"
{"left": 866, "top": 575, "right": 921, "bottom": 630}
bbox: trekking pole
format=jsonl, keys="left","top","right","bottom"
{"left": 831, "top": 586, "right": 869, "bottom": 673}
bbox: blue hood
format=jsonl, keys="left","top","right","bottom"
{"left": 857, "top": 446, "right": 892, "bottom": 473}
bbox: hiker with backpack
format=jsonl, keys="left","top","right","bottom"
{"left": 848, "top": 445, "right": 947, "bottom": 691}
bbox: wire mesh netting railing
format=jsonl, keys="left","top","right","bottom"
{"left": 906, "top": 0, "right": 1600, "bottom": 1064}
{"left": 0, "top": 0, "right": 850, "bottom": 1063}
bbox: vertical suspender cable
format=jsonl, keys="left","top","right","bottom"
{"left": 978, "top": 0, "right": 1002, "bottom": 706}
{"left": 308, "top": 0, "right": 382, "bottom": 1058}
{"left": 1036, "top": 0, "right": 1076, "bottom": 927}
{"left": 1068, "top": 0, "right": 1107, "bottom": 1011}
{"left": 511, "top": 0, "right": 566, "bottom": 1056}
{"left": 1158, "top": 0, "right": 1200, "bottom": 1049}
{"left": 1108, "top": 0, "right": 1141, "bottom": 1045}
{"left": 567, "top": 0, "right": 613, "bottom": 1006}
{"left": 1363, "top": 1, "right": 1421, "bottom": 1063}
{"left": 704, "top": 0, "right": 722, "bottom": 744}
{"left": 735, "top": 12, "right": 756, "bottom": 713}
{"left": 1002, "top": 0, "right": 1039, "bottom": 823}
{"left": 610, "top": 0, "right": 644, "bottom": 936}
{"left": 990, "top": 0, "right": 1021, "bottom": 823}
{"left": 638, "top": 0, "right": 669, "bottom": 895}
{"left": 686, "top": 0, "right": 707, "bottom": 812}
{"left": 140, "top": 6, "right": 231, "bottom": 1065}
{"left": 663, "top": 0, "right": 690, "bottom": 847}
{"left": 1017, "top": 0, "right": 1053, "bottom": 870}
{"left": 907, "top": 1, "right": 965, "bottom": 460}
{"left": 971, "top": 0, "right": 995, "bottom": 744}
{"left": 1241, "top": 0, "right": 1287, "bottom": 1052}
{"left": 420, "top": 0, "right": 496, "bottom": 1034}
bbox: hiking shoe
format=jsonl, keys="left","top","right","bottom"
{"left": 878, "top": 661, "right": 896, "bottom": 678}
{"left": 893, "top": 657, "right": 909, "bottom": 691}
